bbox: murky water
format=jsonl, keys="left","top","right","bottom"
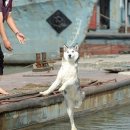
{"left": 23, "top": 104, "right": 130, "bottom": 130}
{"left": 4, "top": 65, "right": 32, "bottom": 75}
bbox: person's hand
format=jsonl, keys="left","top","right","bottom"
{"left": 3, "top": 39, "right": 13, "bottom": 51}
{"left": 16, "top": 32, "right": 25, "bottom": 44}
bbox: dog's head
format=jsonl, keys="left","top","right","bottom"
{"left": 63, "top": 45, "right": 79, "bottom": 63}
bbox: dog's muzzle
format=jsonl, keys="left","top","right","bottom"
{"left": 68, "top": 54, "right": 71, "bottom": 58}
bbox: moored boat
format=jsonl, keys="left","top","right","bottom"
{"left": 2, "top": 0, "right": 97, "bottom": 64}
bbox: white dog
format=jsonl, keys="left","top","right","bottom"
{"left": 40, "top": 45, "right": 85, "bottom": 130}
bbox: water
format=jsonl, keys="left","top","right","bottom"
{"left": 23, "top": 104, "right": 130, "bottom": 130}
{"left": 4, "top": 65, "right": 32, "bottom": 75}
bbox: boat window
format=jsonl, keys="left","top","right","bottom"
{"left": 99, "top": 0, "right": 110, "bottom": 29}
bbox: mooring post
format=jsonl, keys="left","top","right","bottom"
{"left": 60, "top": 47, "right": 64, "bottom": 59}
{"left": 36, "top": 53, "right": 42, "bottom": 68}
{"left": 42, "top": 52, "right": 46, "bottom": 62}
{"left": 42, "top": 52, "right": 48, "bottom": 67}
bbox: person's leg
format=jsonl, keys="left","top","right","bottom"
{"left": 0, "top": 46, "right": 4, "bottom": 75}
{"left": 0, "top": 47, "right": 8, "bottom": 94}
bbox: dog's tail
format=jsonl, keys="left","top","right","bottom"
{"left": 73, "top": 90, "right": 85, "bottom": 108}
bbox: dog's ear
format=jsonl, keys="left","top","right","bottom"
{"left": 64, "top": 44, "right": 68, "bottom": 52}
{"left": 74, "top": 44, "right": 79, "bottom": 51}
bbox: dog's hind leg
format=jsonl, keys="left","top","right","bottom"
{"left": 67, "top": 107, "right": 77, "bottom": 130}
{"left": 65, "top": 97, "right": 77, "bottom": 130}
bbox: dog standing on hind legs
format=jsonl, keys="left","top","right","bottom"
{"left": 40, "top": 44, "right": 85, "bottom": 130}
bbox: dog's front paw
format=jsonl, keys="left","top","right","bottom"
{"left": 39, "top": 90, "right": 49, "bottom": 95}
{"left": 58, "top": 87, "right": 65, "bottom": 92}
{"left": 71, "top": 125, "right": 77, "bottom": 130}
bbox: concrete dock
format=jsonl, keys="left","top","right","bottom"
{"left": 1, "top": 54, "right": 130, "bottom": 93}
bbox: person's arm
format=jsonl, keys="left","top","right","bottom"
{"left": 0, "top": 12, "right": 13, "bottom": 51}
{"left": 6, "top": 13, "right": 25, "bottom": 44}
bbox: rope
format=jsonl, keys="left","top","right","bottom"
{"left": 100, "top": 13, "right": 122, "bottom": 25}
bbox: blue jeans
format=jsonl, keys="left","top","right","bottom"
{"left": 0, "top": 46, "right": 4, "bottom": 75}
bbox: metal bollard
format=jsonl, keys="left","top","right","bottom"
{"left": 60, "top": 47, "right": 64, "bottom": 59}
{"left": 36, "top": 53, "right": 42, "bottom": 68}
{"left": 42, "top": 52, "right": 48, "bottom": 67}
{"left": 42, "top": 52, "right": 46, "bottom": 62}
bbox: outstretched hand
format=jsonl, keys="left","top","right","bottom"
{"left": 3, "top": 39, "right": 13, "bottom": 51}
{"left": 16, "top": 32, "right": 25, "bottom": 44}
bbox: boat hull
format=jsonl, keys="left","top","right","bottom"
{"left": 2, "top": 0, "right": 97, "bottom": 63}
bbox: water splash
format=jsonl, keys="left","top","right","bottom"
{"left": 67, "top": 18, "right": 82, "bottom": 47}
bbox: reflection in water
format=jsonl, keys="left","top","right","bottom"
{"left": 23, "top": 104, "right": 130, "bottom": 130}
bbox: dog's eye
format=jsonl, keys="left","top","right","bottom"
{"left": 72, "top": 51, "right": 74, "bottom": 53}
